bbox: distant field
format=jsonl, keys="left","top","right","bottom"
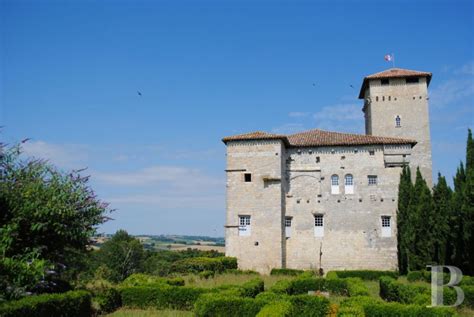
{"left": 165, "top": 244, "right": 225, "bottom": 252}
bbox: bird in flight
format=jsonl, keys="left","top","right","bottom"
{"left": 350, "top": 85, "right": 354, "bottom": 89}
{"left": 137, "top": 91, "right": 142, "bottom": 96}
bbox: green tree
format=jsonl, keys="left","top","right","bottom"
{"left": 397, "top": 165, "right": 413, "bottom": 274}
{"left": 0, "top": 142, "right": 110, "bottom": 299}
{"left": 97, "top": 230, "right": 145, "bottom": 282}
{"left": 432, "top": 173, "right": 451, "bottom": 265}
{"left": 462, "top": 129, "right": 474, "bottom": 274}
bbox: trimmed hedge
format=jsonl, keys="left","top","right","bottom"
{"left": 340, "top": 296, "right": 456, "bottom": 317}
{"left": 195, "top": 294, "right": 330, "bottom": 317}
{"left": 240, "top": 278, "right": 265, "bottom": 298}
{"left": 121, "top": 273, "right": 185, "bottom": 287}
{"left": 269, "top": 277, "right": 369, "bottom": 297}
{"left": 327, "top": 270, "right": 399, "bottom": 280}
{"left": 94, "top": 287, "right": 122, "bottom": 314}
{"left": 339, "top": 296, "right": 457, "bottom": 317}
{"left": 256, "top": 300, "right": 292, "bottom": 317}
{"left": 194, "top": 294, "right": 266, "bottom": 317}
{"left": 270, "top": 268, "right": 305, "bottom": 276}
{"left": 120, "top": 284, "right": 210, "bottom": 310}
{"left": 380, "top": 276, "right": 473, "bottom": 308}
{"left": 407, "top": 270, "right": 474, "bottom": 286}
{"left": 171, "top": 256, "right": 237, "bottom": 274}
{"left": 0, "top": 290, "right": 92, "bottom": 317}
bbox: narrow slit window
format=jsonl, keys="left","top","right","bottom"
{"left": 395, "top": 115, "right": 401, "bottom": 127}
{"left": 331, "top": 174, "right": 339, "bottom": 194}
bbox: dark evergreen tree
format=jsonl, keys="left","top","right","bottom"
{"left": 397, "top": 165, "right": 412, "bottom": 274}
{"left": 432, "top": 173, "right": 451, "bottom": 265}
{"left": 462, "top": 129, "right": 474, "bottom": 275}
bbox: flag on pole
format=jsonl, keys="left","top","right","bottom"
{"left": 384, "top": 54, "right": 393, "bottom": 62}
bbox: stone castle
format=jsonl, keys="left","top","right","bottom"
{"left": 222, "top": 68, "right": 433, "bottom": 274}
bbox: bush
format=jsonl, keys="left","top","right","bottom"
{"left": 288, "top": 295, "right": 331, "bottom": 317}
{"left": 194, "top": 294, "right": 266, "bottom": 317}
{"left": 256, "top": 300, "right": 292, "bottom": 317}
{"left": 380, "top": 276, "right": 473, "bottom": 308}
{"left": 224, "top": 269, "right": 259, "bottom": 275}
{"left": 120, "top": 273, "right": 184, "bottom": 287}
{"left": 269, "top": 277, "right": 368, "bottom": 297}
{"left": 328, "top": 270, "right": 399, "bottom": 280}
{"left": 199, "top": 270, "right": 215, "bottom": 279}
{"left": 120, "top": 285, "right": 210, "bottom": 310}
{"left": 270, "top": 268, "right": 305, "bottom": 276}
{"left": 340, "top": 296, "right": 456, "bottom": 317}
{"left": 407, "top": 270, "right": 474, "bottom": 286}
{"left": 240, "top": 278, "right": 265, "bottom": 298}
{"left": 94, "top": 287, "right": 121, "bottom": 314}
{"left": 171, "top": 256, "right": 237, "bottom": 274}
{"left": 0, "top": 290, "right": 92, "bottom": 317}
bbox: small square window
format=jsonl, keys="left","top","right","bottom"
{"left": 369, "top": 150, "right": 375, "bottom": 156}
{"left": 368, "top": 175, "right": 378, "bottom": 185}
{"left": 381, "top": 79, "right": 389, "bottom": 86}
{"left": 406, "top": 77, "right": 419, "bottom": 84}
{"left": 244, "top": 173, "right": 252, "bottom": 182}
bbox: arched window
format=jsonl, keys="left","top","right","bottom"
{"left": 345, "top": 174, "right": 354, "bottom": 194}
{"left": 331, "top": 175, "right": 339, "bottom": 194}
{"left": 395, "top": 115, "right": 401, "bottom": 127}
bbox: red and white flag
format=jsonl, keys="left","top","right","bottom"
{"left": 384, "top": 54, "right": 393, "bottom": 62}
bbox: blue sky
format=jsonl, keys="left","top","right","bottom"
{"left": 1, "top": 0, "right": 473, "bottom": 236}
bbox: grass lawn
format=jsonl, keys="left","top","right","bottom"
{"left": 106, "top": 308, "right": 193, "bottom": 317}
{"left": 182, "top": 272, "right": 295, "bottom": 289}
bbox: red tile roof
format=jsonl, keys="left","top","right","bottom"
{"left": 359, "top": 68, "right": 432, "bottom": 98}
{"left": 222, "top": 129, "right": 416, "bottom": 147}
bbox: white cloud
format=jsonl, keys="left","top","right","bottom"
{"left": 430, "top": 78, "right": 474, "bottom": 108}
{"left": 454, "top": 61, "right": 474, "bottom": 75}
{"left": 21, "top": 141, "right": 89, "bottom": 169}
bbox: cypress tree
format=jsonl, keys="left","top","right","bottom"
{"left": 397, "top": 165, "right": 412, "bottom": 274}
{"left": 462, "top": 129, "right": 474, "bottom": 274}
{"left": 432, "top": 173, "right": 451, "bottom": 265}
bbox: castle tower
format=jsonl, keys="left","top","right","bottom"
{"left": 359, "top": 68, "right": 433, "bottom": 186}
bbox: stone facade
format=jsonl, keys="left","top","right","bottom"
{"left": 224, "top": 68, "right": 433, "bottom": 274}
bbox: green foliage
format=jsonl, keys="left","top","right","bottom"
{"left": 339, "top": 296, "right": 456, "bottom": 317}
{"left": 0, "top": 290, "right": 92, "bottom": 317}
{"left": 239, "top": 278, "right": 265, "bottom": 298}
{"left": 194, "top": 293, "right": 266, "bottom": 317}
{"left": 94, "top": 287, "right": 122, "bottom": 315}
{"left": 223, "top": 269, "right": 259, "bottom": 275}
{"left": 397, "top": 165, "right": 413, "bottom": 275}
{"left": 120, "top": 285, "right": 210, "bottom": 310}
{"left": 0, "top": 144, "right": 110, "bottom": 299}
{"left": 327, "top": 270, "right": 399, "bottom": 280}
{"left": 199, "top": 270, "right": 215, "bottom": 279}
{"left": 269, "top": 277, "right": 368, "bottom": 297}
{"left": 270, "top": 268, "right": 305, "bottom": 276}
{"left": 171, "top": 256, "right": 237, "bottom": 274}
{"left": 120, "top": 273, "right": 185, "bottom": 287}
{"left": 287, "top": 295, "right": 330, "bottom": 317}
{"left": 96, "top": 230, "right": 145, "bottom": 282}
{"left": 256, "top": 300, "right": 293, "bottom": 317}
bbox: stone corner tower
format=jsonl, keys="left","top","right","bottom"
{"left": 359, "top": 68, "right": 433, "bottom": 186}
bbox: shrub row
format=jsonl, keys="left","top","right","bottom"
{"left": 326, "top": 270, "right": 399, "bottom": 280}
{"left": 171, "top": 256, "right": 237, "bottom": 274}
{"left": 269, "top": 277, "right": 369, "bottom": 297}
{"left": 379, "top": 276, "right": 474, "bottom": 308}
{"left": 338, "top": 296, "right": 456, "bottom": 317}
{"left": 407, "top": 270, "right": 474, "bottom": 286}
{"left": 270, "top": 268, "right": 305, "bottom": 276}
{"left": 0, "top": 290, "right": 92, "bottom": 317}
{"left": 120, "top": 273, "right": 185, "bottom": 287}
{"left": 93, "top": 287, "right": 122, "bottom": 314}
{"left": 195, "top": 293, "right": 330, "bottom": 317}
{"left": 120, "top": 284, "right": 211, "bottom": 310}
